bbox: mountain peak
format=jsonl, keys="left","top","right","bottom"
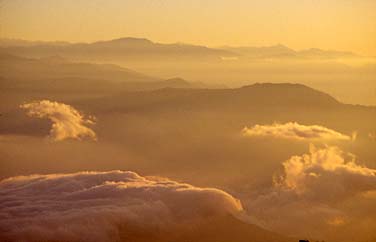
{"left": 271, "top": 44, "right": 291, "bottom": 49}
{"left": 90, "top": 37, "right": 154, "bottom": 47}
{"left": 299, "top": 48, "right": 357, "bottom": 58}
{"left": 108, "top": 37, "right": 153, "bottom": 44}
{"left": 239, "top": 83, "right": 340, "bottom": 106}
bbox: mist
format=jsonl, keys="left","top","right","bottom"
{"left": 1, "top": 2, "right": 376, "bottom": 241}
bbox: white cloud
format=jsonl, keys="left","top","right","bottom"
{"left": 20, "top": 100, "right": 96, "bottom": 141}
{"left": 246, "top": 145, "right": 376, "bottom": 241}
{"left": 277, "top": 145, "right": 376, "bottom": 200}
{"left": 242, "top": 122, "right": 352, "bottom": 141}
{"left": 0, "top": 170, "right": 242, "bottom": 242}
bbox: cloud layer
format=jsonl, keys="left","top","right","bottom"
{"left": 242, "top": 122, "right": 351, "bottom": 141}
{"left": 20, "top": 100, "right": 96, "bottom": 141}
{"left": 247, "top": 145, "right": 376, "bottom": 241}
{"left": 0, "top": 170, "right": 242, "bottom": 242}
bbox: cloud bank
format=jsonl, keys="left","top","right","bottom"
{"left": 20, "top": 100, "right": 96, "bottom": 141}
{"left": 242, "top": 122, "right": 351, "bottom": 141}
{"left": 247, "top": 146, "right": 376, "bottom": 241}
{"left": 0, "top": 170, "right": 242, "bottom": 242}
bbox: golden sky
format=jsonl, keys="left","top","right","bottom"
{"left": 1, "top": 0, "right": 375, "bottom": 55}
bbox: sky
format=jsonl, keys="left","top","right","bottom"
{"left": 1, "top": 0, "right": 376, "bottom": 55}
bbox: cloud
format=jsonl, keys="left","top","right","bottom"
{"left": 242, "top": 122, "right": 352, "bottom": 141}
{"left": 0, "top": 170, "right": 242, "bottom": 242}
{"left": 20, "top": 100, "right": 96, "bottom": 141}
{"left": 276, "top": 145, "right": 376, "bottom": 201}
{"left": 246, "top": 145, "right": 376, "bottom": 241}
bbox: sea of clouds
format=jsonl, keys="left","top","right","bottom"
{"left": 0, "top": 170, "right": 242, "bottom": 242}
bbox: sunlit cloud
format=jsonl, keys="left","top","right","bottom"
{"left": 20, "top": 100, "right": 96, "bottom": 141}
{"left": 0, "top": 170, "right": 242, "bottom": 242}
{"left": 247, "top": 145, "right": 376, "bottom": 240}
{"left": 276, "top": 145, "right": 376, "bottom": 199}
{"left": 242, "top": 122, "right": 352, "bottom": 141}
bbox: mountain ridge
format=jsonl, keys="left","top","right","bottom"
{"left": 0, "top": 37, "right": 360, "bottom": 60}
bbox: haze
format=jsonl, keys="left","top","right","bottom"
{"left": 1, "top": 1, "right": 376, "bottom": 242}
{"left": 2, "top": 0, "right": 376, "bottom": 55}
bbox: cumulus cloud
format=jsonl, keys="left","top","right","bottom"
{"left": 276, "top": 145, "right": 376, "bottom": 201}
{"left": 246, "top": 145, "right": 376, "bottom": 241}
{"left": 20, "top": 100, "right": 96, "bottom": 141}
{"left": 0, "top": 170, "right": 242, "bottom": 242}
{"left": 242, "top": 122, "right": 352, "bottom": 141}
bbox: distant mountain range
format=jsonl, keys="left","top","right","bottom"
{"left": 0, "top": 38, "right": 71, "bottom": 47}
{"left": 0, "top": 52, "right": 157, "bottom": 82}
{"left": 223, "top": 44, "right": 358, "bottom": 59}
{"left": 0, "top": 53, "right": 207, "bottom": 97}
{"left": 0, "top": 37, "right": 359, "bottom": 61}
{"left": 0, "top": 37, "right": 234, "bottom": 62}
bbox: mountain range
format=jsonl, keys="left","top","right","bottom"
{"left": 0, "top": 52, "right": 208, "bottom": 99}
{"left": 0, "top": 37, "right": 359, "bottom": 61}
{"left": 223, "top": 44, "right": 357, "bottom": 59}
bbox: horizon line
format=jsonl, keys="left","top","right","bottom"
{"left": 0, "top": 36, "right": 361, "bottom": 55}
